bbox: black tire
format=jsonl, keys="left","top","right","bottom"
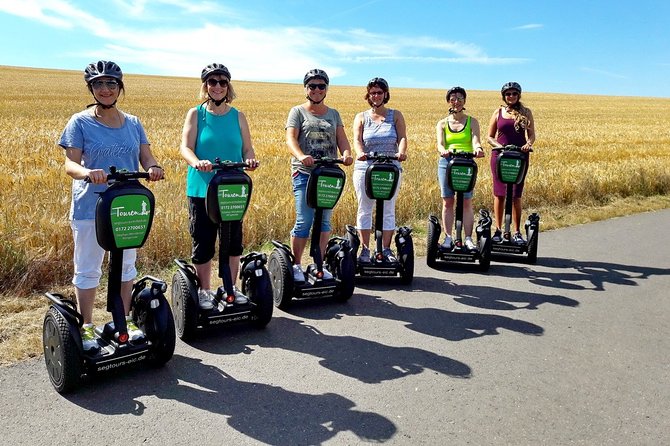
{"left": 43, "top": 307, "right": 82, "bottom": 394}
{"left": 398, "top": 235, "right": 414, "bottom": 285}
{"left": 426, "top": 219, "right": 439, "bottom": 268}
{"left": 171, "top": 270, "right": 198, "bottom": 341}
{"left": 336, "top": 251, "right": 356, "bottom": 301}
{"left": 527, "top": 230, "right": 539, "bottom": 264}
{"left": 134, "top": 296, "right": 176, "bottom": 367}
{"left": 245, "top": 268, "right": 274, "bottom": 328}
{"left": 478, "top": 236, "right": 491, "bottom": 272}
{"left": 344, "top": 231, "right": 359, "bottom": 270}
{"left": 268, "top": 249, "right": 294, "bottom": 309}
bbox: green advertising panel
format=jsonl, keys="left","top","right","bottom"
{"left": 370, "top": 170, "right": 396, "bottom": 200}
{"left": 500, "top": 158, "right": 522, "bottom": 183}
{"left": 110, "top": 195, "right": 152, "bottom": 248}
{"left": 450, "top": 165, "right": 474, "bottom": 192}
{"left": 316, "top": 176, "right": 343, "bottom": 208}
{"left": 217, "top": 184, "right": 249, "bottom": 221}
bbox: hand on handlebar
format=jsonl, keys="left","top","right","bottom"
{"left": 194, "top": 159, "right": 213, "bottom": 172}
{"left": 245, "top": 158, "right": 260, "bottom": 171}
{"left": 147, "top": 166, "right": 164, "bottom": 181}
{"left": 86, "top": 168, "right": 107, "bottom": 184}
{"left": 341, "top": 154, "right": 354, "bottom": 166}
{"left": 299, "top": 154, "right": 314, "bottom": 167}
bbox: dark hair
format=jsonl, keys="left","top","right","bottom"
{"left": 365, "top": 77, "right": 390, "bottom": 105}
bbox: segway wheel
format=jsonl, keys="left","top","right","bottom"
{"left": 268, "top": 249, "right": 294, "bottom": 309}
{"left": 244, "top": 268, "right": 274, "bottom": 328}
{"left": 426, "top": 219, "right": 439, "bottom": 268}
{"left": 398, "top": 235, "right": 414, "bottom": 285}
{"left": 527, "top": 231, "right": 539, "bottom": 264}
{"left": 134, "top": 295, "right": 176, "bottom": 366}
{"left": 43, "top": 307, "right": 82, "bottom": 394}
{"left": 171, "top": 270, "right": 198, "bottom": 341}
{"left": 335, "top": 251, "right": 356, "bottom": 301}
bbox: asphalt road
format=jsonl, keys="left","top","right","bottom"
{"left": 1, "top": 210, "right": 669, "bottom": 445}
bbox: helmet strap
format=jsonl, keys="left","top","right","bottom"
{"left": 306, "top": 94, "right": 325, "bottom": 105}
{"left": 208, "top": 94, "right": 226, "bottom": 107}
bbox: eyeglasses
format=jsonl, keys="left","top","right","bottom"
{"left": 449, "top": 96, "right": 465, "bottom": 102}
{"left": 207, "top": 78, "right": 229, "bottom": 87}
{"left": 91, "top": 80, "right": 119, "bottom": 90}
{"left": 369, "top": 91, "right": 385, "bottom": 96}
{"left": 307, "top": 83, "right": 327, "bottom": 91}
{"left": 504, "top": 91, "right": 519, "bottom": 97}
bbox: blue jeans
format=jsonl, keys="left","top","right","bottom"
{"left": 291, "top": 171, "right": 333, "bottom": 238}
{"left": 437, "top": 157, "right": 474, "bottom": 199}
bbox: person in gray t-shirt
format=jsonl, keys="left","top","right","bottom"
{"left": 285, "top": 69, "right": 353, "bottom": 282}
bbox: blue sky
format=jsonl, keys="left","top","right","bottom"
{"left": 1, "top": 0, "right": 668, "bottom": 97}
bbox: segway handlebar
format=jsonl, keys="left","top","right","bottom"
{"left": 84, "top": 166, "right": 151, "bottom": 183}
{"left": 313, "top": 157, "right": 345, "bottom": 166}
{"left": 362, "top": 152, "right": 400, "bottom": 162}
{"left": 211, "top": 158, "right": 254, "bottom": 170}
{"left": 494, "top": 144, "right": 534, "bottom": 153}
{"left": 448, "top": 151, "right": 478, "bottom": 159}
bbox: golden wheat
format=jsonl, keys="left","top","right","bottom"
{"left": 1, "top": 65, "right": 670, "bottom": 296}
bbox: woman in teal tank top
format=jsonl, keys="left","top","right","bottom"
{"left": 435, "top": 86, "right": 484, "bottom": 251}
{"left": 179, "top": 63, "right": 259, "bottom": 310}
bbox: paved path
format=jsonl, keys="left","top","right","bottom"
{"left": 1, "top": 210, "right": 669, "bottom": 445}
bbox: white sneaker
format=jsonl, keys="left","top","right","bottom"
{"left": 464, "top": 236, "right": 477, "bottom": 251}
{"left": 198, "top": 289, "right": 215, "bottom": 310}
{"left": 441, "top": 235, "right": 453, "bottom": 249}
{"left": 81, "top": 323, "right": 99, "bottom": 352}
{"left": 321, "top": 267, "right": 334, "bottom": 280}
{"left": 232, "top": 286, "right": 248, "bottom": 305}
{"left": 125, "top": 317, "right": 145, "bottom": 341}
{"left": 292, "top": 264, "right": 305, "bottom": 282}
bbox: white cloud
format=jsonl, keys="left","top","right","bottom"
{"left": 0, "top": 1, "right": 526, "bottom": 81}
{"left": 511, "top": 24, "right": 544, "bottom": 30}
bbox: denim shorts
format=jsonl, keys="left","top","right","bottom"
{"left": 290, "top": 171, "right": 333, "bottom": 238}
{"left": 437, "top": 157, "right": 473, "bottom": 199}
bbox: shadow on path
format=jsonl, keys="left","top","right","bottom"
{"left": 68, "top": 355, "right": 397, "bottom": 445}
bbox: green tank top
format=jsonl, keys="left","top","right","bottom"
{"left": 186, "top": 105, "right": 243, "bottom": 198}
{"left": 444, "top": 115, "right": 473, "bottom": 153}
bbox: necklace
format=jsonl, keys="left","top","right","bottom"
{"left": 93, "top": 106, "right": 123, "bottom": 128}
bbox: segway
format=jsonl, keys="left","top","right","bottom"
{"left": 426, "top": 152, "right": 492, "bottom": 271}
{"left": 171, "top": 159, "right": 273, "bottom": 341}
{"left": 345, "top": 152, "right": 413, "bottom": 284}
{"left": 269, "top": 157, "right": 355, "bottom": 309}
{"left": 490, "top": 144, "right": 540, "bottom": 263}
{"left": 42, "top": 167, "right": 175, "bottom": 394}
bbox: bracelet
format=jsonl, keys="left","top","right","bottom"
{"left": 147, "top": 165, "right": 163, "bottom": 170}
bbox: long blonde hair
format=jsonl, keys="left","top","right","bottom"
{"left": 505, "top": 101, "right": 530, "bottom": 132}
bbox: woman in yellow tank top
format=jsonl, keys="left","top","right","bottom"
{"left": 435, "top": 86, "right": 484, "bottom": 251}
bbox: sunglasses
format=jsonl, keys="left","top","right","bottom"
{"left": 207, "top": 78, "right": 229, "bottom": 87}
{"left": 307, "top": 83, "right": 327, "bottom": 91}
{"left": 449, "top": 96, "right": 465, "bottom": 102}
{"left": 369, "top": 90, "right": 385, "bottom": 96}
{"left": 91, "top": 80, "right": 119, "bottom": 90}
{"left": 505, "top": 91, "right": 519, "bottom": 97}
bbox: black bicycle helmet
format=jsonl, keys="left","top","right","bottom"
{"left": 367, "top": 77, "right": 389, "bottom": 90}
{"left": 446, "top": 86, "right": 467, "bottom": 101}
{"left": 201, "top": 63, "right": 231, "bottom": 82}
{"left": 501, "top": 81, "right": 522, "bottom": 95}
{"left": 303, "top": 68, "right": 329, "bottom": 86}
{"left": 84, "top": 60, "right": 123, "bottom": 84}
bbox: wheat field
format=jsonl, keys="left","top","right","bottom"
{"left": 1, "top": 65, "right": 670, "bottom": 363}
